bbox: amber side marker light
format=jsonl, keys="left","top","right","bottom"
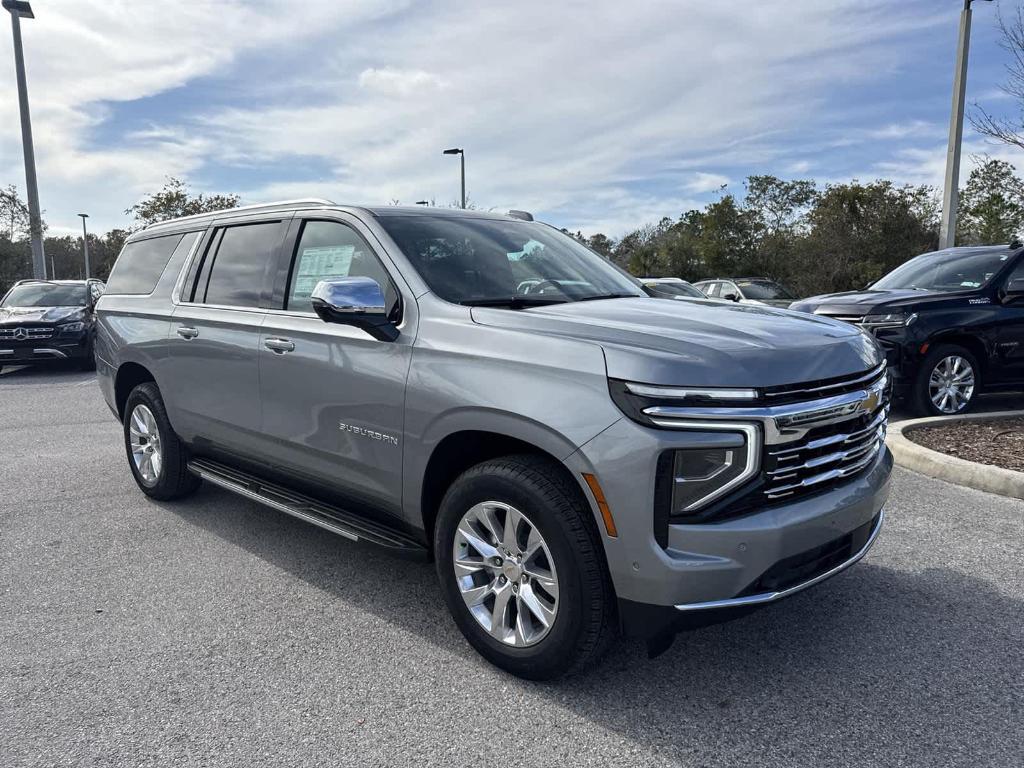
{"left": 582, "top": 473, "right": 618, "bottom": 538}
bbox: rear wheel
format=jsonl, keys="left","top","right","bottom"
{"left": 434, "top": 454, "right": 616, "bottom": 680}
{"left": 123, "top": 382, "right": 200, "bottom": 500}
{"left": 913, "top": 344, "right": 980, "bottom": 416}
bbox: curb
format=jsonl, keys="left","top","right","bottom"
{"left": 887, "top": 410, "right": 1024, "bottom": 500}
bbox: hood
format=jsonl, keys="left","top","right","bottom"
{"left": 790, "top": 288, "right": 940, "bottom": 315}
{"left": 0, "top": 306, "right": 87, "bottom": 324}
{"left": 471, "top": 297, "right": 882, "bottom": 388}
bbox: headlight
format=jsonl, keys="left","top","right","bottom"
{"left": 861, "top": 312, "right": 906, "bottom": 328}
{"left": 58, "top": 322, "right": 86, "bottom": 334}
{"left": 665, "top": 423, "right": 760, "bottom": 514}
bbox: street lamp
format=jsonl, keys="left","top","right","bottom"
{"left": 78, "top": 213, "right": 90, "bottom": 279}
{"left": 3, "top": 0, "right": 46, "bottom": 279}
{"left": 939, "top": 0, "right": 993, "bottom": 250}
{"left": 442, "top": 148, "right": 466, "bottom": 209}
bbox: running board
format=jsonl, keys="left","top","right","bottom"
{"left": 187, "top": 458, "right": 428, "bottom": 558}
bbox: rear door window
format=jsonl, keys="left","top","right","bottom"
{"left": 104, "top": 234, "right": 184, "bottom": 295}
{"left": 200, "top": 222, "right": 282, "bottom": 307}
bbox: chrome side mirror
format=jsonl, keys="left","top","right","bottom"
{"left": 310, "top": 277, "right": 399, "bottom": 341}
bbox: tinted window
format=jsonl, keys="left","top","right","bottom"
{"left": 377, "top": 215, "right": 643, "bottom": 305}
{"left": 644, "top": 281, "right": 704, "bottom": 298}
{"left": 700, "top": 282, "right": 720, "bottom": 297}
{"left": 737, "top": 280, "right": 793, "bottom": 300}
{"left": 202, "top": 222, "right": 281, "bottom": 307}
{"left": 104, "top": 234, "right": 184, "bottom": 295}
{"left": 287, "top": 221, "right": 396, "bottom": 313}
{"left": 2, "top": 282, "right": 88, "bottom": 307}
{"left": 872, "top": 248, "right": 1016, "bottom": 293}
{"left": 1006, "top": 259, "right": 1024, "bottom": 291}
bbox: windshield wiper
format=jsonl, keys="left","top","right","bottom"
{"left": 459, "top": 296, "right": 567, "bottom": 308}
{"left": 575, "top": 292, "right": 641, "bottom": 302}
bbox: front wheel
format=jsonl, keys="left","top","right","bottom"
{"left": 434, "top": 454, "right": 616, "bottom": 680}
{"left": 913, "top": 344, "right": 980, "bottom": 416}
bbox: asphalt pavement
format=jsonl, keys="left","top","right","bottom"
{"left": 1, "top": 365, "right": 1021, "bottom": 767}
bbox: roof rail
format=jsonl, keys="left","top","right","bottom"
{"left": 143, "top": 198, "right": 336, "bottom": 229}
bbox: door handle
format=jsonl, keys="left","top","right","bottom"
{"left": 264, "top": 337, "right": 295, "bottom": 354}
{"left": 176, "top": 326, "right": 199, "bottom": 339}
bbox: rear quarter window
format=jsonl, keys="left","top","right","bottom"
{"left": 105, "top": 234, "right": 185, "bottom": 295}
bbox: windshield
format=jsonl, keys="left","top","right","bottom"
{"left": 645, "top": 281, "right": 704, "bottom": 298}
{"left": 872, "top": 248, "right": 1016, "bottom": 292}
{"left": 737, "top": 280, "right": 793, "bottom": 300}
{"left": 1, "top": 283, "right": 88, "bottom": 307}
{"left": 377, "top": 215, "right": 644, "bottom": 305}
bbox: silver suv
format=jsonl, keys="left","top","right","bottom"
{"left": 96, "top": 200, "right": 892, "bottom": 679}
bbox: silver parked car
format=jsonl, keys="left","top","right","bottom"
{"left": 96, "top": 200, "right": 892, "bottom": 679}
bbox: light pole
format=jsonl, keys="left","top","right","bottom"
{"left": 78, "top": 213, "right": 90, "bottom": 278}
{"left": 3, "top": 0, "right": 46, "bottom": 279}
{"left": 443, "top": 148, "right": 466, "bottom": 209}
{"left": 939, "top": 0, "right": 992, "bottom": 250}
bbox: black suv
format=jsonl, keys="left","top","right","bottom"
{"left": 791, "top": 245, "right": 1024, "bottom": 416}
{"left": 0, "top": 279, "right": 104, "bottom": 373}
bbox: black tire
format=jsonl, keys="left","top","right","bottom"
{"left": 123, "top": 382, "right": 200, "bottom": 500}
{"left": 912, "top": 343, "right": 981, "bottom": 416}
{"left": 434, "top": 454, "right": 616, "bottom": 680}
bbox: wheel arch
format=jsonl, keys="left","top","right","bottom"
{"left": 114, "top": 361, "right": 156, "bottom": 420}
{"left": 924, "top": 332, "right": 989, "bottom": 380}
{"left": 410, "top": 414, "right": 590, "bottom": 546}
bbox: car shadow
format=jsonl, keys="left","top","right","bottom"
{"left": 162, "top": 484, "right": 1022, "bottom": 765}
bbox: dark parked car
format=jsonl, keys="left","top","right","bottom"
{"left": 639, "top": 277, "right": 706, "bottom": 299}
{"left": 693, "top": 277, "right": 795, "bottom": 308}
{"left": 790, "top": 244, "right": 1024, "bottom": 416}
{"left": 0, "top": 278, "right": 104, "bottom": 373}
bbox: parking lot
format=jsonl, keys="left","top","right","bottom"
{"left": 1, "top": 367, "right": 1021, "bottom": 768}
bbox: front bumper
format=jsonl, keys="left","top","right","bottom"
{"left": 569, "top": 414, "right": 892, "bottom": 639}
{"left": 0, "top": 332, "right": 92, "bottom": 364}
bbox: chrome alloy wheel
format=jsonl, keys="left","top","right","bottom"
{"left": 452, "top": 501, "right": 559, "bottom": 647}
{"left": 129, "top": 404, "right": 163, "bottom": 484}
{"left": 928, "top": 355, "right": 976, "bottom": 414}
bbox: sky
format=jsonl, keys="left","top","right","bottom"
{"left": 3, "top": 0, "right": 1024, "bottom": 238}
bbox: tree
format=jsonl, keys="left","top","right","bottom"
{"left": 956, "top": 158, "right": 1024, "bottom": 245}
{"left": 972, "top": 6, "right": 1024, "bottom": 150}
{"left": 795, "top": 181, "right": 938, "bottom": 295}
{"left": 0, "top": 185, "right": 30, "bottom": 241}
{"left": 125, "top": 177, "right": 240, "bottom": 229}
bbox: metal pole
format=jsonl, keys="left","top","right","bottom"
{"left": 8, "top": 9, "right": 46, "bottom": 278}
{"left": 460, "top": 152, "right": 466, "bottom": 209}
{"left": 939, "top": 1, "right": 974, "bottom": 250}
{"left": 79, "top": 214, "right": 90, "bottom": 278}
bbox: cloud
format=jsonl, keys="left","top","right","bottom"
{"left": 358, "top": 67, "right": 448, "bottom": 96}
{"left": 0, "top": 0, "right": 980, "bottom": 237}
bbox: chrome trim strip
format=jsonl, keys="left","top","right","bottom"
{"left": 765, "top": 441, "right": 881, "bottom": 498}
{"left": 673, "top": 510, "right": 884, "bottom": 612}
{"left": 645, "top": 374, "right": 888, "bottom": 444}
{"left": 31, "top": 349, "right": 68, "bottom": 358}
{"left": 770, "top": 408, "right": 887, "bottom": 456}
{"left": 767, "top": 437, "right": 878, "bottom": 478}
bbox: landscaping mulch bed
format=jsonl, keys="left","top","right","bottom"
{"left": 907, "top": 417, "right": 1024, "bottom": 473}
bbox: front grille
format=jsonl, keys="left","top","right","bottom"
{"left": 763, "top": 403, "right": 887, "bottom": 501}
{"left": 761, "top": 361, "right": 886, "bottom": 405}
{"left": 0, "top": 326, "right": 54, "bottom": 340}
